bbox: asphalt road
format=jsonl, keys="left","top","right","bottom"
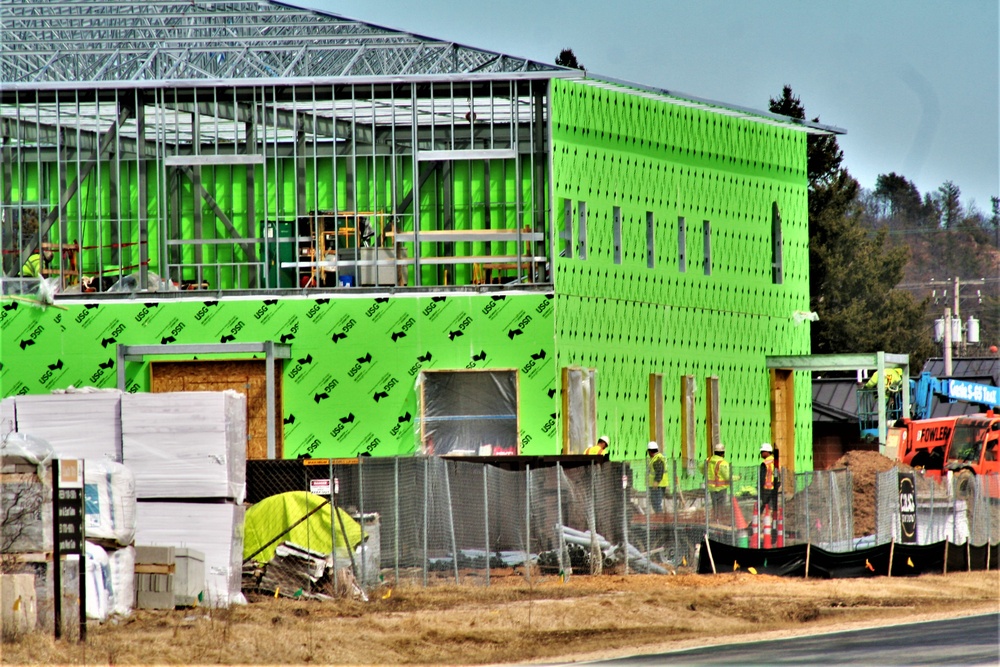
{"left": 587, "top": 613, "right": 1000, "bottom": 666}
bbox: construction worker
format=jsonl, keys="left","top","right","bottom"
{"left": 21, "top": 248, "right": 52, "bottom": 278}
{"left": 584, "top": 435, "right": 610, "bottom": 456}
{"left": 704, "top": 443, "right": 730, "bottom": 518}
{"left": 758, "top": 443, "right": 779, "bottom": 513}
{"left": 646, "top": 441, "right": 668, "bottom": 513}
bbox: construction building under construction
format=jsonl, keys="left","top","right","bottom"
{"left": 0, "top": 0, "right": 842, "bottom": 470}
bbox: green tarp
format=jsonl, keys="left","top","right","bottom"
{"left": 243, "top": 491, "right": 365, "bottom": 564}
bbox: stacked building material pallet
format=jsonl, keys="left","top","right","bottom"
{"left": 126, "top": 390, "right": 247, "bottom": 606}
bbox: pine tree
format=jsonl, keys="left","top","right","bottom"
{"left": 769, "top": 86, "right": 933, "bottom": 365}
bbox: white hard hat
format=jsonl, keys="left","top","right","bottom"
{"left": 760, "top": 442, "right": 773, "bottom": 453}
{"left": 714, "top": 443, "right": 725, "bottom": 453}
{"left": 647, "top": 441, "right": 659, "bottom": 451}
{"left": 598, "top": 435, "right": 610, "bottom": 445}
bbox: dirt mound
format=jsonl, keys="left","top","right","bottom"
{"left": 833, "top": 450, "right": 898, "bottom": 537}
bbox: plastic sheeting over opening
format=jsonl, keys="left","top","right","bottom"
{"left": 417, "top": 370, "right": 518, "bottom": 456}
{"left": 564, "top": 367, "right": 596, "bottom": 455}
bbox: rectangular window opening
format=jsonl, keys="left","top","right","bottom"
{"left": 771, "top": 202, "right": 783, "bottom": 284}
{"left": 419, "top": 369, "right": 519, "bottom": 456}
{"left": 561, "top": 199, "right": 573, "bottom": 259}
{"left": 703, "top": 219, "right": 712, "bottom": 276}
{"left": 577, "top": 201, "right": 587, "bottom": 260}
{"left": 677, "top": 216, "right": 687, "bottom": 273}
{"left": 646, "top": 211, "right": 655, "bottom": 269}
{"left": 613, "top": 206, "right": 622, "bottom": 265}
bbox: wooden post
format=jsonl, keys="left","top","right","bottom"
{"left": 804, "top": 543, "right": 811, "bottom": 579}
{"left": 704, "top": 534, "right": 717, "bottom": 575}
{"left": 888, "top": 538, "right": 895, "bottom": 578}
{"left": 943, "top": 540, "right": 948, "bottom": 575}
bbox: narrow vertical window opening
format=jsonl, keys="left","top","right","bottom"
{"left": 646, "top": 211, "right": 655, "bottom": 269}
{"left": 561, "top": 199, "right": 573, "bottom": 259}
{"left": 577, "top": 201, "right": 587, "bottom": 260}
{"left": 677, "top": 216, "right": 687, "bottom": 273}
{"left": 613, "top": 206, "right": 622, "bottom": 264}
{"left": 703, "top": 219, "right": 712, "bottom": 276}
{"left": 771, "top": 202, "right": 783, "bottom": 284}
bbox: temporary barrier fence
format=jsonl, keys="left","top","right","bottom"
{"left": 242, "top": 458, "right": 1000, "bottom": 592}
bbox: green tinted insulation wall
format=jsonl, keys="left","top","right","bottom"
{"left": 549, "top": 79, "right": 813, "bottom": 472}
{"left": 0, "top": 292, "right": 558, "bottom": 458}
{"left": 14, "top": 154, "right": 537, "bottom": 289}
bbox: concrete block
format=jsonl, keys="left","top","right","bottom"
{"left": 174, "top": 548, "right": 205, "bottom": 607}
{"left": 0, "top": 573, "right": 37, "bottom": 636}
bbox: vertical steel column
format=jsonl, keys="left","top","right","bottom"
{"left": 136, "top": 92, "right": 149, "bottom": 289}
{"left": 410, "top": 82, "right": 422, "bottom": 285}
{"left": 264, "top": 341, "right": 276, "bottom": 459}
{"left": 804, "top": 474, "right": 810, "bottom": 547}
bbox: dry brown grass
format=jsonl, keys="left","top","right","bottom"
{"left": 3, "top": 571, "right": 998, "bottom": 665}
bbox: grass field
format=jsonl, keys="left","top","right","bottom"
{"left": 3, "top": 571, "right": 998, "bottom": 665}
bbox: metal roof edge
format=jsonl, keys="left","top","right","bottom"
{"left": 570, "top": 73, "right": 846, "bottom": 135}
{"left": 274, "top": 0, "right": 576, "bottom": 75}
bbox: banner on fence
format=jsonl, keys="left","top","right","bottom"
{"left": 898, "top": 472, "right": 917, "bottom": 544}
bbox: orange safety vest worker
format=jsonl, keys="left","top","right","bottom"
{"left": 761, "top": 455, "right": 775, "bottom": 490}
{"left": 705, "top": 454, "right": 730, "bottom": 492}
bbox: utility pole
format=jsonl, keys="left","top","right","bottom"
{"left": 954, "top": 276, "right": 961, "bottom": 358}
{"left": 944, "top": 307, "right": 952, "bottom": 376}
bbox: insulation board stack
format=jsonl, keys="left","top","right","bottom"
{"left": 1, "top": 396, "right": 15, "bottom": 436}
{"left": 11, "top": 389, "right": 123, "bottom": 462}
{"left": 135, "top": 503, "right": 245, "bottom": 606}
{"left": 125, "top": 390, "right": 247, "bottom": 606}
{"left": 122, "top": 391, "right": 246, "bottom": 502}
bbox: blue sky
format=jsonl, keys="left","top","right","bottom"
{"left": 299, "top": 0, "right": 999, "bottom": 214}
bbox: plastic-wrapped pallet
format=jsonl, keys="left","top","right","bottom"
{"left": 1, "top": 397, "right": 15, "bottom": 436}
{"left": 13, "top": 389, "right": 123, "bottom": 462}
{"left": 0, "top": 434, "right": 54, "bottom": 552}
{"left": 134, "top": 502, "right": 245, "bottom": 607}
{"left": 84, "top": 541, "right": 111, "bottom": 622}
{"left": 107, "top": 546, "right": 135, "bottom": 617}
{"left": 122, "top": 391, "right": 246, "bottom": 502}
{"left": 84, "top": 460, "right": 137, "bottom": 546}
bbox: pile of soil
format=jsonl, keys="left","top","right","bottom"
{"left": 833, "top": 450, "right": 898, "bottom": 537}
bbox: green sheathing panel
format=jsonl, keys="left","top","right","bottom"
{"left": 0, "top": 292, "right": 557, "bottom": 458}
{"left": 550, "top": 79, "right": 813, "bottom": 472}
{"left": 12, "top": 152, "right": 537, "bottom": 289}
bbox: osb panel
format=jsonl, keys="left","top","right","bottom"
{"left": 149, "top": 360, "right": 283, "bottom": 460}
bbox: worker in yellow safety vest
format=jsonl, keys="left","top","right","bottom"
{"left": 646, "top": 441, "right": 668, "bottom": 514}
{"left": 704, "top": 443, "right": 730, "bottom": 518}
{"left": 758, "top": 443, "right": 779, "bottom": 513}
{"left": 21, "top": 249, "right": 52, "bottom": 278}
{"left": 584, "top": 435, "right": 610, "bottom": 456}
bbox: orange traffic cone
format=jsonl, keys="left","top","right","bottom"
{"left": 776, "top": 505, "right": 784, "bottom": 548}
{"left": 762, "top": 507, "right": 773, "bottom": 550}
{"left": 750, "top": 502, "right": 759, "bottom": 549}
{"left": 733, "top": 497, "right": 749, "bottom": 548}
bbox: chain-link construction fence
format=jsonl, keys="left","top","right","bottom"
{"left": 244, "top": 457, "right": 892, "bottom": 592}
{"left": 875, "top": 469, "right": 1000, "bottom": 547}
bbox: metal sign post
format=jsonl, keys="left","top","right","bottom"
{"left": 52, "top": 459, "right": 86, "bottom": 642}
{"left": 898, "top": 472, "right": 917, "bottom": 544}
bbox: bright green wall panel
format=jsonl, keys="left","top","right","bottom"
{"left": 549, "top": 79, "right": 813, "bottom": 472}
{"left": 0, "top": 291, "right": 558, "bottom": 458}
